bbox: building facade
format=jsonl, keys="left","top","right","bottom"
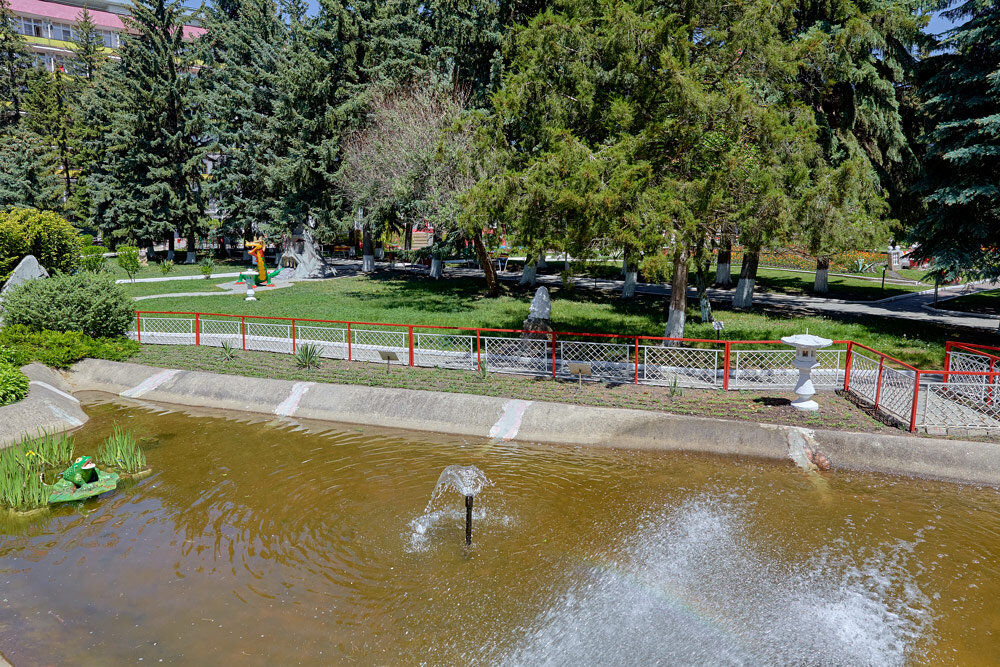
{"left": 8, "top": 0, "right": 204, "bottom": 71}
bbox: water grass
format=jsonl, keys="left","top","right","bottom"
{"left": 97, "top": 423, "right": 148, "bottom": 474}
{"left": 0, "top": 431, "right": 73, "bottom": 512}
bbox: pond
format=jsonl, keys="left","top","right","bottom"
{"left": 1, "top": 395, "right": 998, "bottom": 665}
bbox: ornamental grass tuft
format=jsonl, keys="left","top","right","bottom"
{"left": 0, "top": 431, "right": 74, "bottom": 512}
{"left": 97, "top": 423, "right": 147, "bottom": 474}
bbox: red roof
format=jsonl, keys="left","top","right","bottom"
{"left": 9, "top": 0, "right": 206, "bottom": 38}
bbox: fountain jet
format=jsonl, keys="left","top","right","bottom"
{"left": 415, "top": 465, "right": 490, "bottom": 546}
{"left": 465, "top": 494, "right": 474, "bottom": 545}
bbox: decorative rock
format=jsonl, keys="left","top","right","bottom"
{"left": 279, "top": 225, "right": 337, "bottom": 280}
{"left": 521, "top": 286, "right": 553, "bottom": 340}
{"left": 2, "top": 255, "right": 49, "bottom": 295}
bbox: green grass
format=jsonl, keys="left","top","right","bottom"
{"left": 122, "top": 279, "right": 234, "bottom": 298}
{"left": 97, "top": 423, "right": 147, "bottom": 474}
{"left": 0, "top": 431, "right": 74, "bottom": 512}
{"left": 130, "top": 273, "right": 973, "bottom": 367}
{"left": 937, "top": 289, "right": 1000, "bottom": 316}
{"left": 107, "top": 255, "right": 248, "bottom": 281}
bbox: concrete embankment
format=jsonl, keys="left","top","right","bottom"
{"left": 0, "top": 364, "right": 89, "bottom": 447}
{"left": 60, "top": 359, "right": 1000, "bottom": 486}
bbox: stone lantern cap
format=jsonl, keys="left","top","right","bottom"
{"left": 780, "top": 333, "right": 833, "bottom": 350}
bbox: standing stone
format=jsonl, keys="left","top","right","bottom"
{"left": 280, "top": 225, "right": 337, "bottom": 280}
{"left": 2, "top": 255, "right": 49, "bottom": 295}
{"left": 521, "top": 286, "right": 553, "bottom": 340}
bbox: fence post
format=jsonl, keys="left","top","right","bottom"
{"left": 843, "top": 342, "right": 854, "bottom": 392}
{"left": 943, "top": 342, "right": 952, "bottom": 385}
{"left": 408, "top": 326, "right": 415, "bottom": 366}
{"left": 347, "top": 323, "right": 352, "bottom": 361}
{"left": 291, "top": 319, "right": 297, "bottom": 353}
{"left": 873, "top": 357, "right": 885, "bottom": 411}
{"left": 241, "top": 316, "right": 246, "bottom": 350}
{"left": 136, "top": 313, "right": 142, "bottom": 343}
{"left": 195, "top": 313, "right": 200, "bottom": 346}
{"left": 476, "top": 329, "right": 482, "bottom": 370}
{"left": 989, "top": 359, "right": 996, "bottom": 406}
{"left": 909, "top": 371, "right": 921, "bottom": 433}
{"left": 634, "top": 337, "right": 639, "bottom": 384}
{"left": 722, "top": 342, "right": 731, "bottom": 390}
{"left": 551, "top": 332, "right": 557, "bottom": 379}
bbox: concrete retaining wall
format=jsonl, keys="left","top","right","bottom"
{"left": 63, "top": 359, "right": 1000, "bottom": 486}
{"left": 0, "top": 364, "right": 89, "bottom": 447}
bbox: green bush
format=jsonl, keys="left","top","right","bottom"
{"left": 116, "top": 246, "right": 140, "bottom": 282}
{"left": 200, "top": 257, "right": 215, "bottom": 278}
{"left": 2, "top": 273, "right": 134, "bottom": 338}
{"left": 640, "top": 252, "right": 672, "bottom": 284}
{"left": 80, "top": 245, "right": 107, "bottom": 273}
{"left": 0, "top": 208, "right": 81, "bottom": 279}
{"left": 0, "top": 325, "right": 139, "bottom": 369}
{"left": 0, "top": 362, "right": 29, "bottom": 406}
{"left": 98, "top": 423, "right": 147, "bottom": 474}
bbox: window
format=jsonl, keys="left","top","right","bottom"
{"left": 57, "top": 23, "right": 73, "bottom": 41}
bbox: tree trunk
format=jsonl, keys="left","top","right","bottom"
{"left": 185, "top": 232, "right": 197, "bottom": 264}
{"left": 733, "top": 250, "right": 759, "bottom": 309}
{"left": 429, "top": 256, "right": 443, "bottom": 279}
{"left": 404, "top": 223, "right": 413, "bottom": 251}
{"left": 166, "top": 234, "right": 175, "bottom": 261}
{"left": 146, "top": 244, "right": 156, "bottom": 263}
{"left": 696, "top": 256, "right": 713, "bottom": 323}
{"left": 663, "top": 246, "right": 689, "bottom": 343}
{"left": 473, "top": 231, "right": 499, "bottom": 297}
{"left": 814, "top": 256, "right": 830, "bottom": 293}
{"left": 362, "top": 224, "right": 374, "bottom": 272}
{"left": 715, "top": 235, "right": 732, "bottom": 287}
{"left": 536, "top": 252, "right": 547, "bottom": 270}
{"left": 622, "top": 263, "right": 637, "bottom": 299}
{"left": 374, "top": 240, "right": 385, "bottom": 261}
{"left": 520, "top": 261, "right": 537, "bottom": 286}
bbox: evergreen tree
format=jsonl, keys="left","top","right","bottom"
{"left": 70, "top": 7, "right": 109, "bottom": 80}
{"left": 87, "top": 0, "right": 208, "bottom": 253}
{"left": 23, "top": 67, "right": 75, "bottom": 206}
{"left": 911, "top": 0, "right": 1000, "bottom": 278}
{"left": 0, "top": 125, "right": 62, "bottom": 209}
{"left": 0, "top": 0, "right": 30, "bottom": 129}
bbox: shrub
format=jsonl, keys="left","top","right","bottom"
{"left": 640, "top": 252, "right": 672, "bottom": 284}
{"left": 79, "top": 234, "right": 94, "bottom": 247}
{"left": 116, "top": 246, "right": 140, "bottom": 282}
{"left": 0, "top": 208, "right": 81, "bottom": 279}
{"left": 200, "top": 257, "right": 215, "bottom": 278}
{"left": 0, "top": 326, "right": 139, "bottom": 369}
{"left": 295, "top": 342, "right": 321, "bottom": 369}
{"left": 0, "top": 362, "right": 29, "bottom": 406}
{"left": 159, "top": 259, "right": 175, "bottom": 275}
{"left": 80, "top": 245, "right": 107, "bottom": 273}
{"left": 2, "top": 273, "right": 134, "bottom": 338}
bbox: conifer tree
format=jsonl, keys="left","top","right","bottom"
{"left": 0, "top": 125, "right": 61, "bottom": 209}
{"left": 23, "top": 67, "right": 75, "bottom": 205}
{"left": 87, "top": 0, "right": 208, "bottom": 252}
{"left": 0, "top": 0, "right": 30, "bottom": 129}
{"left": 70, "top": 7, "right": 109, "bottom": 80}
{"left": 911, "top": 0, "right": 1000, "bottom": 277}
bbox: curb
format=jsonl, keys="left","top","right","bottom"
{"left": 64, "top": 359, "right": 1000, "bottom": 487}
{"left": 0, "top": 364, "right": 89, "bottom": 448}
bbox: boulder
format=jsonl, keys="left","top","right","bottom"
{"left": 279, "top": 225, "right": 337, "bottom": 280}
{"left": 521, "top": 286, "right": 553, "bottom": 340}
{"left": 2, "top": 255, "right": 49, "bottom": 296}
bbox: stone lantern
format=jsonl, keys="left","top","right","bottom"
{"left": 245, "top": 286, "right": 257, "bottom": 302}
{"left": 780, "top": 333, "right": 833, "bottom": 411}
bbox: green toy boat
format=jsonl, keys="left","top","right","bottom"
{"left": 46, "top": 456, "right": 120, "bottom": 504}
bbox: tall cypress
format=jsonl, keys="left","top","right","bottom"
{"left": 911, "top": 0, "right": 1000, "bottom": 277}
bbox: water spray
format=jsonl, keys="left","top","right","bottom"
{"left": 465, "top": 494, "right": 474, "bottom": 545}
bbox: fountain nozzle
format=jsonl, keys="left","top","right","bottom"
{"left": 465, "top": 494, "right": 474, "bottom": 545}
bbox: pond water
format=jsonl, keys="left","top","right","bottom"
{"left": 1, "top": 396, "right": 999, "bottom": 665}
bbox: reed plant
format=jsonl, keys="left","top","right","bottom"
{"left": 97, "top": 423, "right": 147, "bottom": 474}
{"left": 0, "top": 431, "right": 72, "bottom": 512}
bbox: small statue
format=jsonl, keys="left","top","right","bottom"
{"left": 237, "top": 240, "right": 282, "bottom": 288}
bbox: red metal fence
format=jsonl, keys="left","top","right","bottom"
{"left": 131, "top": 311, "right": 999, "bottom": 434}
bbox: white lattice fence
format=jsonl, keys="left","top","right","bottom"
{"left": 483, "top": 336, "right": 551, "bottom": 376}
{"left": 350, "top": 328, "right": 408, "bottom": 364}
{"left": 731, "top": 349, "right": 843, "bottom": 389}
{"left": 921, "top": 379, "right": 1000, "bottom": 429}
{"left": 134, "top": 317, "right": 195, "bottom": 345}
{"left": 296, "top": 325, "right": 348, "bottom": 359}
{"left": 948, "top": 352, "right": 993, "bottom": 401}
{"left": 877, "top": 366, "right": 916, "bottom": 423}
{"left": 244, "top": 321, "right": 292, "bottom": 353}
{"left": 555, "top": 341, "right": 633, "bottom": 383}
{"left": 200, "top": 318, "right": 241, "bottom": 348}
{"left": 415, "top": 333, "right": 476, "bottom": 370}
{"left": 642, "top": 346, "right": 719, "bottom": 388}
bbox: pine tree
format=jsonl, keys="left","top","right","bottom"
{"left": 0, "top": 125, "right": 61, "bottom": 209}
{"left": 0, "top": 0, "right": 30, "bottom": 129}
{"left": 911, "top": 0, "right": 1000, "bottom": 278}
{"left": 70, "top": 7, "right": 109, "bottom": 80}
{"left": 87, "top": 0, "right": 208, "bottom": 253}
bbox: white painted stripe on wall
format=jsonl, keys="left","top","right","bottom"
{"left": 48, "top": 403, "right": 83, "bottom": 427}
{"left": 30, "top": 381, "right": 80, "bottom": 403}
{"left": 275, "top": 382, "right": 314, "bottom": 417}
{"left": 488, "top": 399, "right": 532, "bottom": 441}
{"left": 121, "top": 369, "right": 181, "bottom": 398}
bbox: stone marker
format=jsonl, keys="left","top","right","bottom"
{"left": 279, "top": 225, "right": 337, "bottom": 280}
{"left": 521, "top": 286, "right": 553, "bottom": 340}
{"left": 1, "top": 255, "right": 49, "bottom": 296}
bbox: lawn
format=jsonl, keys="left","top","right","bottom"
{"left": 937, "top": 289, "right": 1000, "bottom": 315}
{"left": 123, "top": 278, "right": 235, "bottom": 298}
{"left": 105, "top": 255, "right": 249, "bottom": 280}
{"left": 130, "top": 273, "right": 967, "bottom": 367}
